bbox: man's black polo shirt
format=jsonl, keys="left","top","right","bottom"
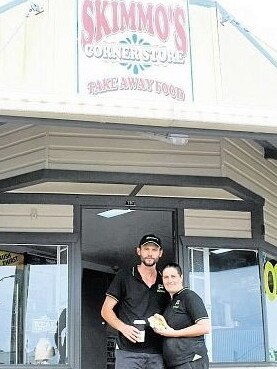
{"left": 163, "top": 288, "right": 209, "bottom": 368}
{"left": 106, "top": 265, "right": 169, "bottom": 353}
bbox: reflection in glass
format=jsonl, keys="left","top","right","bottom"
{"left": 189, "top": 248, "right": 265, "bottom": 363}
{"left": 0, "top": 246, "right": 68, "bottom": 365}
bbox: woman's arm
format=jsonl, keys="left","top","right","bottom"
{"left": 154, "top": 318, "right": 210, "bottom": 338}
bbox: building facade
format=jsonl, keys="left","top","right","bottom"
{"left": 0, "top": 1, "right": 277, "bottom": 369}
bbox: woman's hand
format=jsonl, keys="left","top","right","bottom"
{"left": 148, "top": 314, "right": 176, "bottom": 337}
{"left": 153, "top": 325, "right": 175, "bottom": 337}
{"left": 148, "top": 313, "right": 167, "bottom": 329}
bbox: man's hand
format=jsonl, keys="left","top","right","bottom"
{"left": 101, "top": 296, "right": 144, "bottom": 343}
{"left": 119, "top": 323, "right": 141, "bottom": 343}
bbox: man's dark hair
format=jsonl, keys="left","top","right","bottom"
{"left": 162, "top": 262, "right": 182, "bottom": 276}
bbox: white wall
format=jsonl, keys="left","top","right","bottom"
{"left": 189, "top": 3, "right": 277, "bottom": 108}
{"left": 217, "top": 14, "right": 277, "bottom": 108}
{"left": 0, "top": 1, "right": 277, "bottom": 111}
{"left": 0, "top": 1, "right": 76, "bottom": 94}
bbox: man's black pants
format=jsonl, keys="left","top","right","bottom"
{"left": 167, "top": 356, "right": 209, "bottom": 369}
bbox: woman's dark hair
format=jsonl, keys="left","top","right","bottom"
{"left": 162, "top": 262, "right": 182, "bottom": 276}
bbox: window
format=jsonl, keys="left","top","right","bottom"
{"left": 188, "top": 247, "right": 265, "bottom": 362}
{"left": 0, "top": 246, "right": 68, "bottom": 365}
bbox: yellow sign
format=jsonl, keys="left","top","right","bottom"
{"left": 263, "top": 261, "right": 277, "bottom": 301}
{"left": 0, "top": 251, "right": 24, "bottom": 266}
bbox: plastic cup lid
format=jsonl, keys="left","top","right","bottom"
{"left": 133, "top": 319, "right": 146, "bottom": 324}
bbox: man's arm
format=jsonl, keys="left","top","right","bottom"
{"left": 101, "top": 295, "right": 140, "bottom": 343}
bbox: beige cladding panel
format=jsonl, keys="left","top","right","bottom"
{"left": 0, "top": 124, "right": 222, "bottom": 178}
{"left": 0, "top": 125, "right": 48, "bottom": 180}
{"left": 49, "top": 149, "right": 220, "bottom": 166}
{"left": 185, "top": 209, "right": 251, "bottom": 238}
{"left": 0, "top": 124, "right": 277, "bottom": 248}
{"left": 264, "top": 202, "right": 277, "bottom": 244}
{"left": 0, "top": 137, "right": 47, "bottom": 158}
{"left": 222, "top": 138, "right": 277, "bottom": 247}
{"left": 49, "top": 131, "right": 221, "bottom": 152}
{"left": 0, "top": 124, "right": 46, "bottom": 143}
{"left": 0, "top": 151, "right": 46, "bottom": 179}
{"left": 0, "top": 150, "right": 46, "bottom": 179}
{"left": 47, "top": 130, "right": 221, "bottom": 176}
{"left": 49, "top": 163, "right": 221, "bottom": 176}
{"left": 223, "top": 139, "right": 277, "bottom": 196}
{"left": 0, "top": 204, "right": 73, "bottom": 232}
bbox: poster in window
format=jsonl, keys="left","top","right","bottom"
{"left": 0, "top": 250, "right": 24, "bottom": 267}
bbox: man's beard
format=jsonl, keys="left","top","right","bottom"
{"left": 141, "top": 257, "right": 158, "bottom": 267}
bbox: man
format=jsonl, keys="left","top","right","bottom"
{"left": 101, "top": 234, "right": 169, "bottom": 369}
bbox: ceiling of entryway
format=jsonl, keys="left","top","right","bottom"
{"left": 10, "top": 182, "right": 241, "bottom": 200}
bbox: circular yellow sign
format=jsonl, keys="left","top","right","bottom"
{"left": 263, "top": 261, "right": 277, "bottom": 301}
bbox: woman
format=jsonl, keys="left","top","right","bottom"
{"left": 150, "top": 263, "right": 210, "bottom": 369}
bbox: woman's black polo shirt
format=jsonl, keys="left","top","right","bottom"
{"left": 106, "top": 266, "right": 169, "bottom": 353}
{"left": 162, "top": 288, "right": 209, "bottom": 367}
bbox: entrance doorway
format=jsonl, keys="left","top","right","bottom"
{"left": 81, "top": 208, "right": 175, "bottom": 369}
{"left": 82, "top": 269, "right": 115, "bottom": 369}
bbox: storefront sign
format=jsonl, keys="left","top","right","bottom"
{"left": 263, "top": 261, "right": 277, "bottom": 301}
{"left": 78, "top": 0, "right": 192, "bottom": 103}
{"left": 0, "top": 250, "right": 24, "bottom": 266}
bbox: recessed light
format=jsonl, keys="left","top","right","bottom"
{"left": 211, "top": 249, "right": 232, "bottom": 254}
{"left": 97, "top": 209, "right": 135, "bottom": 218}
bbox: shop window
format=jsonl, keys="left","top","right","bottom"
{"left": 263, "top": 252, "right": 277, "bottom": 362}
{"left": 0, "top": 246, "right": 68, "bottom": 365}
{"left": 189, "top": 248, "right": 265, "bottom": 363}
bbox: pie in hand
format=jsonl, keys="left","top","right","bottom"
{"left": 148, "top": 313, "right": 168, "bottom": 330}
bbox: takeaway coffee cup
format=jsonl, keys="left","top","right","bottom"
{"left": 133, "top": 320, "right": 146, "bottom": 342}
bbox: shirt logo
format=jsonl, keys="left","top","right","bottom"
{"left": 173, "top": 299, "right": 180, "bottom": 309}
{"left": 157, "top": 284, "right": 165, "bottom": 293}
